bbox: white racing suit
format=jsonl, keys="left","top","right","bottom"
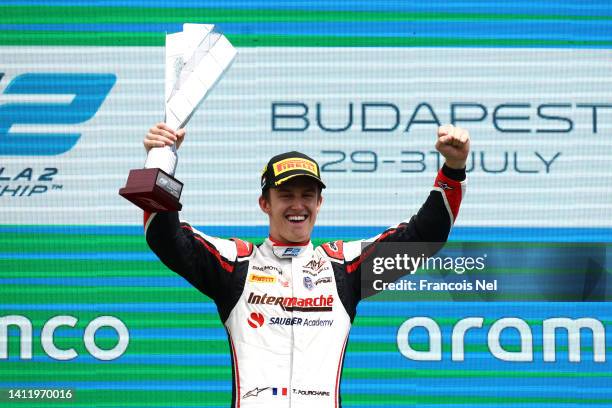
{"left": 144, "top": 165, "right": 466, "bottom": 408}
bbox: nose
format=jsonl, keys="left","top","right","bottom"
{"left": 288, "top": 197, "right": 306, "bottom": 211}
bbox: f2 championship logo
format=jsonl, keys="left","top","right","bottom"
{"left": 0, "top": 73, "right": 116, "bottom": 156}
{"left": 0, "top": 73, "right": 115, "bottom": 197}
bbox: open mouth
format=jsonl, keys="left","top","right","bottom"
{"left": 286, "top": 215, "right": 308, "bottom": 224}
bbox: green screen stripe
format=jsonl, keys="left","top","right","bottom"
{"left": 354, "top": 316, "right": 612, "bottom": 326}
{"left": 0, "top": 363, "right": 231, "bottom": 376}
{"left": 2, "top": 364, "right": 610, "bottom": 379}
{"left": 0, "top": 270, "right": 171, "bottom": 278}
{"left": 0, "top": 312, "right": 222, "bottom": 328}
{"left": 2, "top": 6, "right": 612, "bottom": 24}
{"left": 4, "top": 312, "right": 609, "bottom": 328}
{"left": 413, "top": 267, "right": 612, "bottom": 276}
{"left": 0, "top": 236, "right": 150, "bottom": 253}
{"left": 346, "top": 343, "right": 603, "bottom": 353}
{"left": 4, "top": 259, "right": 601, "bottom": 278}
{"left": 0, "top": 236, "right": 275, "bottom": 252}
{"left": 2, "top": 372, "right": 232, "bottom": 383}
{"left": 441, "top": 242, "right": 612, "bottom": 248}
{"left": 5, "top": 338, "right": 231, "bottom": 356}
{"left": 0, "top": 391, "right": 229, "bottom": 407}
{"left": 4, "top": 229, "right": 607, "bottom": 242}
{"left": 1, "top": 390, "right": 611, "bottom": 406}
{"left": 0, "top": 233, "right": 348, "bottom": 252}
{"left": 1, "top": 232, "right": 608, "bottom": 256}
{"left": 0, "top": 31, "right": 162, "bottom": 46}
{"left": 2, "top": 263, "right": 604, "bottom": 278}
{"left": 345, "top": 368, "right": 612, "bottom": 379}
{"left": 0, "top": 288, "right": 587, "bottom": 302}
{"left": 0, "top": 286, "right": 205, "bottom": 295}
{"left": 6, "top": 338, "right": 601, "bottom": 358}
{"left": 2, "top": 31, "right": 612, "bottom": 47}
{"left": 342, "top": 395, "right": 612, "bottom": 405}
{"left": 1, "top": 318, "right": 223, "bottom": 330}
{"left": 5, "top": 229, "right": 609, "bottom": 248}
{"left": 365, "top": 290, "right": 599, "bottom": 301}
{"left": 0, "top": 233, "right": 147, "bottom": 242}
{"left": 0, "top": 259, "right": 171, "bottom": 276}
{"left": 0, "top": 289, "right": 595, "bottom": 303}
{"left": 0, "top": 290, "right": 210, "bottom": 304}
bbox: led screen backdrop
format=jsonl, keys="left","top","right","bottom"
{"left": 0, "top": 1, "right": 611, "bottom": 407}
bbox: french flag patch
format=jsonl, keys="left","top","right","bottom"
{"left": 272, "top": 387, "right": 288, "bottom": 396}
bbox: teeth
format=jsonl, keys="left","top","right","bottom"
{"left": 287, "top": 215, "right": 306, "bottom": 222}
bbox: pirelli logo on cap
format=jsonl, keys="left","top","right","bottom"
{"left": 249, "top": 274, "right": 277, "bottom": 284}
{"left": 273, "top": 158, "right": 318, "bottom": 177}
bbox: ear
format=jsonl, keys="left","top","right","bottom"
{"left": 259, "top": 194, "right": 271, "bottom": 214}
{"left": 316, "top": 194, "right": 323, "bottom": 213}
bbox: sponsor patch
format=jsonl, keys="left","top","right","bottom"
{"left": 293, "top": 389, "right": 331, "bottom": 397}
{"left": 252, "top": 264, "right": 283, "bottom": 274}
{"left": 303, "top": 276, "right": 314, "bottom": 290}
{"left": 247, "top": 292, "right": 334, "bottom": 312}
{"left": 249, "top": 274, "right": 276, "bottom": 284}
{"left": 243, "top": 387, "right": 269, "bottom": 399}
{"left": 243, "top": 386, "right": 288, "bottom": 398}
{"left": 315, "top": 276, "right": 332, "bottom": 286}
{"left": 273, "top": 158, "right": 318, "bottom": 177}
{"left": 437, "top": 180, "right": 453, "bottom": 190}
{"left": 247, "top": 312, "right": 264, "bottom": 329}
{"left": 283, "top": 247, "right": 302, "bottom": 257}
{"left": 303, "top": 259, "right": 326, "bottom": 272}
{"left": 278, "top": 276, "right": 290, "bottom": 287}
{"left": 269, "top": 317, "right": 333, "bottom": 327}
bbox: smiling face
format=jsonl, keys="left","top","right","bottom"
{"left": 259, "top": 177, "right": 323, "bottom": 244}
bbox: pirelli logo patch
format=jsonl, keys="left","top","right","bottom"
{"left": 273, "top": 158, "right": 318, "bottom": 177}
{"left": 249, "top": 274, "right": 277, "bottom": 284}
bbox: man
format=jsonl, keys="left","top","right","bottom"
{"left": 143, "top": 123, "right": 469, "bottom": 408}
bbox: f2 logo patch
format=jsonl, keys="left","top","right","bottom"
{"left": 0, "top": 73, "right": 116, "bottom": 156}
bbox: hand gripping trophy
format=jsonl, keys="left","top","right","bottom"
{"left": 120, "top": 24, "right": 236, "bottom": 211}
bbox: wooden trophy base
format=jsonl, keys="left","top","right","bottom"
{"left": 119, "top": 168, "right": 183, "bottom": 212}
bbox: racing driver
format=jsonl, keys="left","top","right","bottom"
{"left": 142, "top": 123, "right": 469, "bottom": 408}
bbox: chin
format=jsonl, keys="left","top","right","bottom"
{"left": 281, "top": 223, "right": 313, "bottom": 243}
{"left": 289, "top": 235, "right": 308, "bottom": 243}
{"left": 288, "top": 231, "right": 309, "bottom": 243}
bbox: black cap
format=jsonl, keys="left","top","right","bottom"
{"left": 261, "top": 151, "right": 326, "bottom": 191}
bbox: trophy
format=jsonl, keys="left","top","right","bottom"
{"left": 119, "top": 24, "right": 237, "bottom": 211}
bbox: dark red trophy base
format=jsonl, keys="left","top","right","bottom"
{"left": 119, "top": 168, "right": 183, "bottom": 212}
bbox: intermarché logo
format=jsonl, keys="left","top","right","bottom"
{"left": 247, "top": 292, "right": 334, "bottom": 312}
{"left": 0, "top": 73, "right": 116, "bottom": 156}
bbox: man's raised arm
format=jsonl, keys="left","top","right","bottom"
{"left": 377, "top": 124, "right": 469, "bottom": 243}
{"left": 141, "top": 124, "right": 251, "bottom": 303}
{"left": 321, "top": 125, "right": 470, "bottom": 304}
